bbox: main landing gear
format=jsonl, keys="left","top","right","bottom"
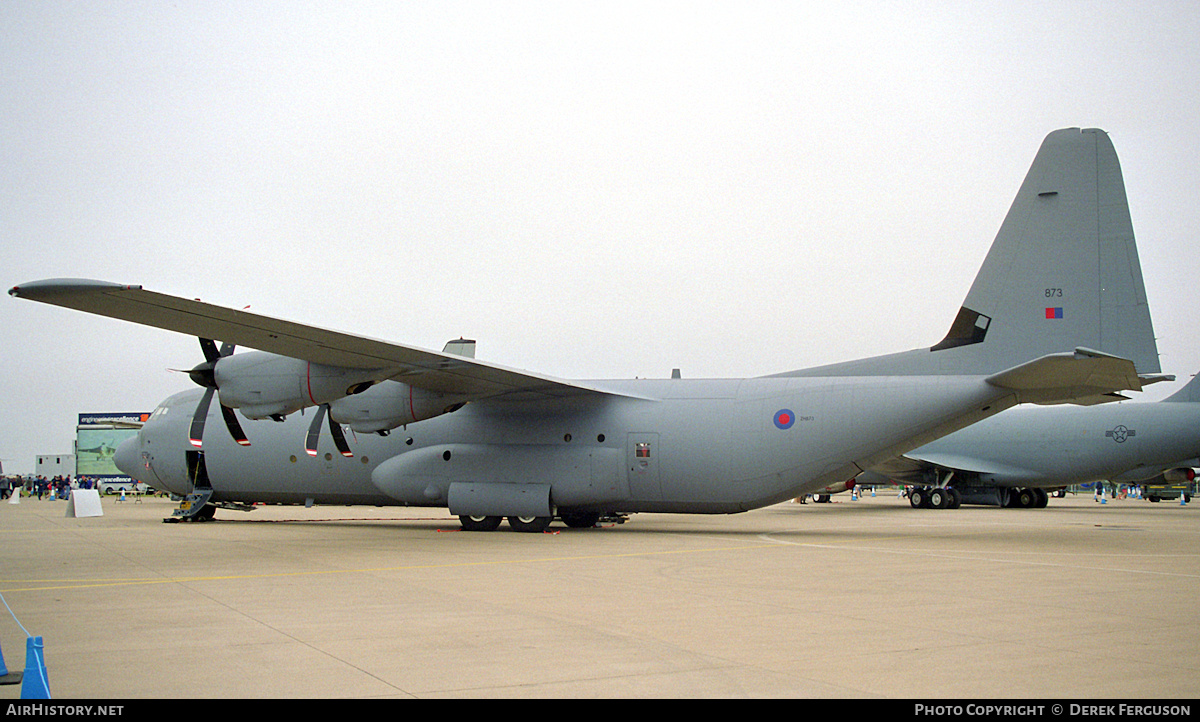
{"left": 907, "top": 485, "right": 1051, "bottom": 509}
{"left": 457, "top": 510, "right": 611, "bottom": 533}
{"left": 907, "top": 486, "right": 962, "bottom": 509}
{"left": 1004, "top": 487, "right": 1049, "bottom": 508}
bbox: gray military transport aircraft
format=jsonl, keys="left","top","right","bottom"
{"left": 10, "top": 128, "right": 1164, "bottom": 531}
{"left": 862, "top": 370, "right": 1200, "bottom": 509}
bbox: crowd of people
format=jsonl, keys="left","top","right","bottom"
{"left": 0, "top": 474, "right": 141, "bottom": 500}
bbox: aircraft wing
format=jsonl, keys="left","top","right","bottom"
{"left": 896, "top": 452, "right": 1032, "bottom": 479}
{"left": 9, "top": 279, "right": 632, "bottom": 400}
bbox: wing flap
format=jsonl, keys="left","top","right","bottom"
{"left": 9, "top": 279, "right": 630, "bottom": 400}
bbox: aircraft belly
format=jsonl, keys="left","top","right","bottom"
{"left": 369, "top": 442, "right": 629, "bottom": 509}
{"left": 200, "top": 415, "right": 397, "bottom": 506}
{"left": 205, "top": 452, "right": 391, "bottom": 506}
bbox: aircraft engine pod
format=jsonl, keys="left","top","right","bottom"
{"left": 212, "top": 351, "right": 387, "bottom": 419}
{"left": 1162, "top": 468, "right": 1196, "bottom": 484}
{"left": 328, "top": 380, "right": 470, "bottom": 433}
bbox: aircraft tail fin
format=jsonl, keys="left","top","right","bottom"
{"left": 1163, "top": 373, "right": 1200, "bottom": 403}
{"left": 442, "top": 338, "right": 476, "bottom": 358}
{"left": 783, "top": 127, "right": 1161, "bottom": 380}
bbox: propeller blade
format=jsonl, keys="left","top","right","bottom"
{"left": 327, "top": 410, "right": 353, "bottom": 458}
{"left": 305, "top": 404, "right": 354, "bottom": 458}
{"left": 305, "top": 404, "right": 327, "bottom": 457}
{"left": 220, "top": 403, "right": 251, "bottom": 446}
{"left": 189, "top": 387, "right": 215, "bottom": 448}
{"left": 199, "top": 337, "right": 220, "bottom": 363}
{"left": 199, "top": 338, "right": 236, "bottom": 362}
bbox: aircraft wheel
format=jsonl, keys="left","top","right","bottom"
{"left": 909, "top": 488, "right": 927, "bottom": 509}
{"left": 929, "top": 487, "right": 949, "bottom": 509}
{"left": 508, "top": 515, "right": 552, "bottom": 533}
{"left": 1033, "top": 489, "right": 1049, "bottom": 508}
{"left": 947, "top": 487, "right": 962, "bottom": 509}
{"left": 459, "top": 515, "right": 503, "bottom": 532}
{"left": 1015, "top": 489, "right": 1035, "bottom": 508}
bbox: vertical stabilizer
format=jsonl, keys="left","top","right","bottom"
{"left": 1163, "top": 373, "right": 1200, "bottom": 403}
{"left": 949, "top": 127, "right": 1158, "bottom": 373}
{"left": 442, "top": 338, "right": 477, "bottom": 358}
{"left": 785, "top": 128, "right": 1160, "bottom": 378}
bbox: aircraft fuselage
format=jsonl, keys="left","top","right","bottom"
{"left": 907, "top": 401, "right": 1200, "bottom": 488}
{"left": 120, "top": 375, "right": 1013, "bottom": 516}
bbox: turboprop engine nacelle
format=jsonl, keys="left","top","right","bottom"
{"left": 207, "top": 351, "right": 386, "bottom": 420}
{"left": 329, "top": 379, "right": 470, "bottom": 433}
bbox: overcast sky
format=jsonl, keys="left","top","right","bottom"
{"left": 2, "top": 1, "right": 1199, "bottom": 475}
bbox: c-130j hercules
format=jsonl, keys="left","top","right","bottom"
{"left": 11, "top": 128, "right": 1166, "bottom": 531}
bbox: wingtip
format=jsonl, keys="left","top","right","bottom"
{"left": 9, "top": 279, "right": 141, "bottom": 300}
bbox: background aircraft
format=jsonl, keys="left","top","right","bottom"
{"left": 10, "top": 128, "right": 1162, "bottom": 531}
{"left": 861, "top": 370, "right": 1200, "bottom": 509}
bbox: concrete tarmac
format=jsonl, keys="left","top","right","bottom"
{"left": 1, "top": 490, "right": 1198, "bottom": 699}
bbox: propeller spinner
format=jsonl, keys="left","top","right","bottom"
{"left": 187, "top": 338, "right": 251, "bottom": 448}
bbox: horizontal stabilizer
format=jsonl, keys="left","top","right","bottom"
{"left": 985, "top": 347, "right": 1141, "bottom": 405}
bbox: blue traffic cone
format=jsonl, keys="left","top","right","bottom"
{"left": 0, "top": 638, "right": 23, "bottom": 685}
{"left": 20, "top": 636, "right": 49, "bottom": 699}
